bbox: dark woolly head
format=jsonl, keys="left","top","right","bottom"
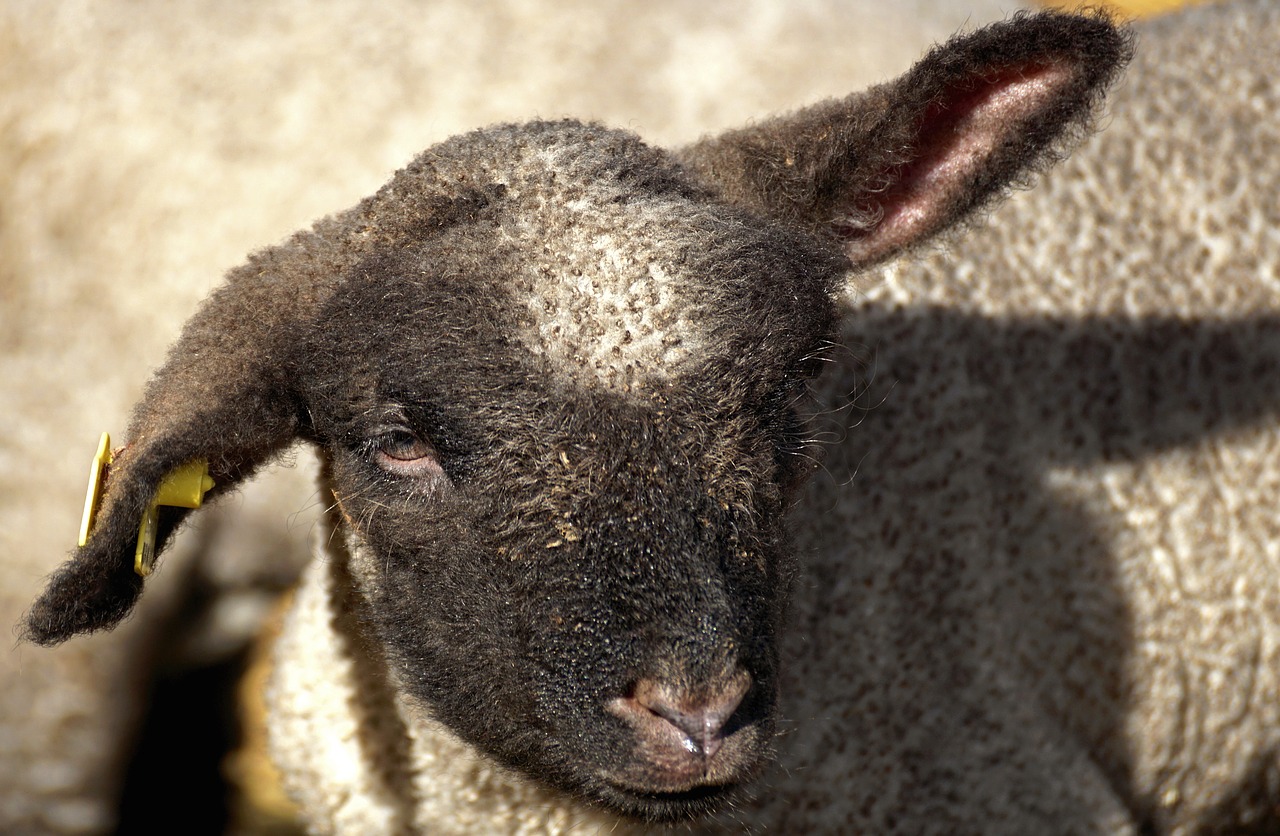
{"left": 23, "top": 9, "right": 1130, "bottom": 823}
{"left": 298, "top": 124, "right": 844, "bottom": 816}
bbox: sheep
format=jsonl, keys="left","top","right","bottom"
{"left": 11, "top": 2, "right": 1278, "bottom": 835}
{"left": 0, "top": 2, "right": 1025, "bottom": 831}
{"left": 272, "top": 1, "right": 1280, "bottom": 830}
{"left": 15, "top": 6, "right": 1146, "bottom": 833}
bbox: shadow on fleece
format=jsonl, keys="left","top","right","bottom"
{"left": 791, "top": 303, "right": 1280, "bottom": 829}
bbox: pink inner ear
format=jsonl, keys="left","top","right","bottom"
{"left": 840, "top": 62, "right": 1073, "bottom": 267}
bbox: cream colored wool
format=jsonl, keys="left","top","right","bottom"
{"left": 797, "top": 0, "right": 1280, "bottom": 831}
{"left": 0, "top": 1, "right": 1028, "bottom": 832}
{"left": 265, "top": 0, "right": 1280, "bottom": 833}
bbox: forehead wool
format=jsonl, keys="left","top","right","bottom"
{"left": 496, "top": 143, "right": 713, "bottom": 391}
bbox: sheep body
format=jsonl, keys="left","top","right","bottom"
{"left": 793, "top": 1, "right": 1280, "bottom": 831}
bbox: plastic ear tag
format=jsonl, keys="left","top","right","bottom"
{"left": 134, "top": 459, "right": 215, "bottom": 577}
{"left": 78, "top": 432, "right": 114, "bottom": 548}
{"left": 76, "top": 432, "right": 216, "bottom": 575}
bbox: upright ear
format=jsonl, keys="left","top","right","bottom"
{"left": 679, "top": 10, "right": 1132, "bottom": 269}
{"left": 21, "top": 230, "right": 342, "bottom": 646}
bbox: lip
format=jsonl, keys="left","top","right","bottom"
{"left": 604, "top": 767, "right": 726, "bottom": 795}
{"left": 595, "top": 777, "right": 741, "bottom": 822}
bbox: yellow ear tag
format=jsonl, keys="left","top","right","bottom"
{"left": 77, "top": 433, "right": 216, "bottom": 576}
{"left": 78, "top": 432, "right": 114, "bottom": 548}
{"left": 135, "top": 459, "right": 215, "bottom": 577}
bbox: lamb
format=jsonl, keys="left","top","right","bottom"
{"left": 19, "top": 7, "right": 1137, "bottom": 832}
{"left": 13, "top": 2, "right": 1280, "bottom": 834}
{"left": 0, "top": 2, "right": 1019, "bottom": 831}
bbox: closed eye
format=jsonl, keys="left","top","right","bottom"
{"left": 370, "top": 427, "right": 446, "bottom": 479}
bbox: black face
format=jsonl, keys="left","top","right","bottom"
{"left": 298, "top": 166, "right": 842, "bottom": 821}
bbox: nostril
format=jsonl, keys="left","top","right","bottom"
{"left": 628, "top": 670, "right": 753, "bottom": 759}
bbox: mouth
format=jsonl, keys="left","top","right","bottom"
{"left": 595, "top": 778, "right": 743, "bottom": 822}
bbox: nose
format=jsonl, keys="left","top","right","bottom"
{"left": 613, "top": 668, "right": 753, "bottom": 761}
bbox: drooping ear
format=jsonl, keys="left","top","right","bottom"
{"left": 21, "top": 231, "right": 342, "bottom": 646}
{"left": 679, "top": 9, "right": 1132, "bottom": 269}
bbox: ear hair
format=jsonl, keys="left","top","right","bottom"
{"left": 23, "top": 447, "right": 203, "bottom": 645}
{"left": 22, "top": 401, "right": 301, "bottom": 647}
{"left": 22, "top": 246, "right": 314, "bottom": 645}
{"left": 679, "top": 9, "right": 1133, "bottom": 268}
{"left": 21, "top": 160, "right": 505, "bottom": 645}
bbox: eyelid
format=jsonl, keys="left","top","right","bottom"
{"left": 381, "top": 432, "right": 434, "bottom": 460}
{"left": 368, "top": 426, "right": 445, "bottom": 478}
